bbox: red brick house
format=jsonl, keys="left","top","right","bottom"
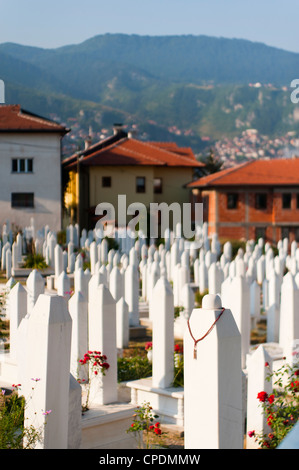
{"left": 187, "top": 158, "right": 299, "bottom": 244}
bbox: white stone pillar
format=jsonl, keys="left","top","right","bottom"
{"left": 23, "top": 294, "right": 72, "bottom": 449}
{"left": 246, "top": 345, "right": 273, "bottom": 449}
{"left": 116, "top": 297, "right": 129, "bottom": 349}
{"left": 227, "top": 275, "right": 251, "bottom": 369}
{"left": 8, "top": 282, "right": 27, "bottom": 362}
{"left": 267, "top": 270, "right": 281, "bottom": 343}
{"left": 88, "top": 284, "right": 117, "bottom": 405}
{"left": 124, "top": 263, "right": 139, "bottom": 327}
{"left": 69, "top": 291, "right": 88, "bottom": 383}
{"left": 26, "top": 269, "right": 45, "bottom": 314}
{"left": 152, "top": 277, "right": 174, "bottom": 389}
{"left": 279, "top": 272, "right": 299, "bottom": 354}
{"left": 184, "top": 294, "right": 243, "bottom": 449}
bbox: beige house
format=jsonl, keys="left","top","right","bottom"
{"left": 0, "top": 104, "right": 69, "bottom": 232}
{"left": 62, "top": 126, "right": 204, "bottom": 235}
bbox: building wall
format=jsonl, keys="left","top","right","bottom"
{"left": 202, "top": 186, "right": 299, "bottom": 244}
{"left": 87, "top": 165, "right": 194, "bottom": 232}
{"left": 0, "top": 132, "right": 62, "bottom": 233}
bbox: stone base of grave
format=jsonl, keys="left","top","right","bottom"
{"left": 129, "top": 325, "right": 148, "bottom": 339}
{"left": 12, "top": 267, "right": 54, "bottom": 278}
{"left": 126, "top": 377, "right": 184, "bottom": 427}
{"left": 80, "top": 402, "right": 138, "bottom": 449}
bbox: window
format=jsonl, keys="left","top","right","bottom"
{"left": 11, "top": 193, "right": 34, "bottom": 208}
{"left": 282, "top": 193, "right": 291, "bottom": 209}
{"left": 154, "top": 178, "right": 163, "bottom": 194}
{"left": 255, "top": 193, "right": 267, "bottom": 210}
{"left": 281, "top": 227, "right": 290, "bottom": 240}
{"left": 227, "top": 193, "right": 238, "bottom": 209}
{"left": 256, "top": 227, "right": 266, "bottom": 240}
{"left": 136, "top": 177, "right": 146, "bottom": 193}
{"left": 12, "top": 158, "right": 33, "bottom": 173}
{"left": 102, "top": 176, "right": 111, "bottom": 187}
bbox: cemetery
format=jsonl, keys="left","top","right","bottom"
{"left": 0, "top": 218, "right": 298, "bottom": 449}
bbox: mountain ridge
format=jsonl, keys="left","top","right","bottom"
{"left": 1, "top": 33, "right": 299, "bottom": 154}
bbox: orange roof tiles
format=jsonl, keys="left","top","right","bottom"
{"left": 66, "top": 136, "right": 203, "bottom": 169}
{"left": 187, "top": 159, "right": 299, "bottom": 188}
{"left": 0, "top": 104, "right": 68, "bottom": 133}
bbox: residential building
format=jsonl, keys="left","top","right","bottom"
{"left": 187, "top": 158, "right": 299, "bottom": 244}
{"left": 62, "top": 125, "right": 204, "bottom": 234}
{"left": 0, "top": 104, "right": 69, "bottom": 233}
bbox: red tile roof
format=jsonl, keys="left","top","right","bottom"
{"left": 187, "top": 159, "right": 299, "bottom": 188}
{"left": 0, "top": 104, "right": 69, "bottom": 133}
{"left": 65, "top": 136, "right": 203, "bottom": 169}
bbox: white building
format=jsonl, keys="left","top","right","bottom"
{"left": 0, "top": 105, "right": 69, "bottom": 232}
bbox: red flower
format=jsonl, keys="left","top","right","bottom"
{"left": 174, "top": 344, "right": 182, "bottom": 353}
{"left": 248, "top": 430, "right": 255, "bottom": 438}
{"left": 268, "top": 394, "right": 275, "bottom": 404}
{"left": 155, "top": 422, "right": 160, "bottom": 427}
{"left": 149, "top": 425, "right": 154, "bottom": 430}
{"left": 290, "top": 380, "right": 299, "bottom": 392}
{"left": 294, "top": 370, "right": 299, "bottom": 376}
{"left": 154, "top": 428, "right": 162, "bottom": 435}
{"left": 267, "top": 414, "right": 274, "bottom": 425}
{"left": 257, "top": 391, "right": 268, "bottom": 402}
{"left": 265, "top": 362, "right": 269, "bottom": 367}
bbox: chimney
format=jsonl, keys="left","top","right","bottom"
{"left": 113, "top": 123, "right": 124, "bottom": 135}
{"left": 128, "top": 128, "right": 138, "bottom": 139}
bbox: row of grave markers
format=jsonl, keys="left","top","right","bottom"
{"left": 1, "top": 221, "right": 299, "bottom": 448}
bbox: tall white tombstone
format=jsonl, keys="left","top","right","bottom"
{"left": 267, "top": 270, "right": 281, "bottom": 343}
{"left": 109, "top": 265, "right": 124, "bottom": 302}
{"left": 208, "top": 262, "right": 223, "bottom": 295}
{"left": 184, "top": 294, "right": 243, "bottom": 449}
{"left": 116, "top": 297, "right": 129, "bottom": 349}
{"left": 69, "top": 291, "right": 88, "bottom": 383}
{"left": 246, "top": 345, "right": 273, "bottom": 449}
{"left": 226, "top": 275, "right": 251, "bottom": 369}
{"left": 26, "top": 269, "right": 45, "bottom": 314}
{"left": 23, "top": 294, "right": 72, "bottom": 449}
{"left": 279, "top": 272, "right": 299, "bottom": 355}
{"left": 8, "top": 282, "right": 27, "bottom": 362}
{"left": 88, "top": 284, "right": 117, "bottom": 405}
{"left": 57, "top": 271, "right": 71, "bottom": 299}
{"left": 124, "top": 263, "right": 139, "bottom": 327}
{"left": 6, "top": 248, "right": 11, "bottom": 279}
{"left": 89, "top": 241, "right": 97, "bottom": 275}
{"left": 250, "top": 280, "right": 261, "bottom": 330}
{"left": 54, "top": 244, "right": 64, "bottom": 280}
{"left": 152, "top": 277, "right": 174, "bottom": 389}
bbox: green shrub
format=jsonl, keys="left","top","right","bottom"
{"left": 23, "top": 253, "right": 48, "bottom": 270}
{"left": 117, "top": 356, "right": 152, "bottom": 382}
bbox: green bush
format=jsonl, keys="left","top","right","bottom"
{"left": 23, "top": 253, "right": 48, "bottom": 270}
{"left": 0, "top": 389, "right": 41, "bottom": 449}
{"left": 117, "top": 356, "right": 152, "bottom": 382}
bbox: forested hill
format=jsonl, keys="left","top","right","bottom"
{"left": 1, "top": 34, "right": 299, "bottom": 153}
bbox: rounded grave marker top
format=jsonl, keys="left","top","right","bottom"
{"left": 202, "top": 293, "right": 222, "bottom": 310}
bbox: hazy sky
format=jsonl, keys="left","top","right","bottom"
{"left": 0, "top": 0, "right": 299, "bottom": 53}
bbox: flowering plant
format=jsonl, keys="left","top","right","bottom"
{"left": 78, "top": 350, "right": 110, "bottom": 411}
{"left": 126, "top": 401, "right": 162, "bottom": 448}
{"left": 145, "top": 342, "right": 152, "bottom": 351}
{"left": 248, "top": 361, "right": 299, "bottom": 449}
{"left": 173, "top": 343, "right": 184, "bottom": 387}
{"left": 0, "top": 380, "right": 45, "bottom": 449}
